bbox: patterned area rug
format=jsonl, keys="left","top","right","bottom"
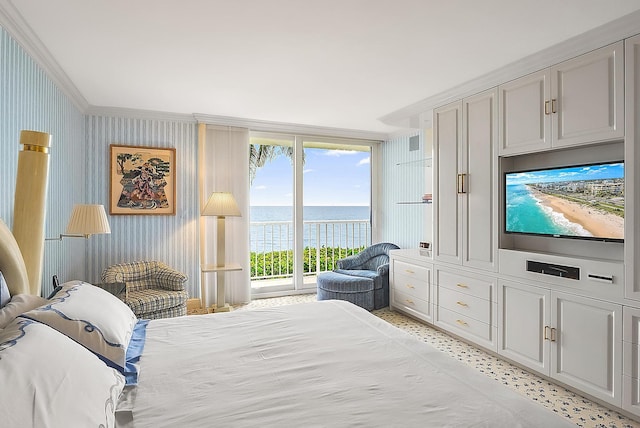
{"left": 236, "top": 294, "right": 640, "bottom": 428}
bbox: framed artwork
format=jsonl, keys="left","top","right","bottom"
{"left": 109, "top": 144, "right": 176, "bottom": 215}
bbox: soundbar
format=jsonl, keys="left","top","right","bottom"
{"left": 526, "top": 260, "right": 580, "bottom": 280}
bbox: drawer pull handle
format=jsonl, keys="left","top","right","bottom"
{"left": 456, "top": 319, "right": 468, "bottom": 327}
{"left": 405, "top": 269, "right": 415, "bottom": 274}
{"left": 456, "top": 301, "right": 468, "bottom": 307}
{"left": 550, "top": 327, "right": 557, "bottom": 342}
{"left": 405, "top": 299, "right": 415, "bottom": 305}
{"left": 544, "top": 325, "right": 551, "bottom": 340}
{"left": 456, "top": 283, "right": 468, "bottom": 288}
{"left": 406, "top": 284, "right": 415, "bottom": 289}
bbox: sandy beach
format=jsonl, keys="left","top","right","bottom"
{"left": 528, "top": 187, "right": 624, "bottom": 239}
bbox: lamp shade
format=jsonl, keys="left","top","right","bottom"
{"left": 201, "top": 192, "right": 241, "bottom": 217}
{"left": 65, "top": 204, "right": 111, "bottom": 236}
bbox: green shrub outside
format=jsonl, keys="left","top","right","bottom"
{"left": 250, "top": 246, "right": 365, "bottom": 278}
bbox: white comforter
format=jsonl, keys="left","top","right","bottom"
{"left": 116, "top": 300, "right": 574, "bottom": 427}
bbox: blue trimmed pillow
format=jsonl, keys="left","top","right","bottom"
{"left": 0, "top": 271, "right": 10, "bottom": 308}
{"left": 0, "top": 318, "right": 125, "bottom": 428}
{"left": 20, "top": 280, "right": 137, "bottom": 371}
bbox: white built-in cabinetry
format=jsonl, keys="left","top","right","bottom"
{"left": 434, "top": 267, "right": 497, "bottom": 351}
{"left": 390, "top": 32, "right": 640, "bottom": 421}
{"left": 433, "top": 88, "right": 497, "bottom": 271}
{"left": 389, "top": 249, "right": 432, "bottom": 323}
{"left": 626, "top": 34, "right": 640, "bottom": 301}
{"left": 623, "top": 307, "right": 640, "bottom": 417}
{"left": 498, "top": 41, "right": 624, "bottom": 156}
{"left": 498, "top": 278, "right": 622, "bottom": 406}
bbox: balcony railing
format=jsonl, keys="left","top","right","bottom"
{"left": 250, "top": 220, "right": 371, "bottom": 281}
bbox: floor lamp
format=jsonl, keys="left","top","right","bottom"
{"left": 201, "top": 192, "right": 241, "bottom": 312}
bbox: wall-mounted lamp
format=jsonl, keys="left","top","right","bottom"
{"left": 46, "top": 204, "right": 111, "bottom": 241}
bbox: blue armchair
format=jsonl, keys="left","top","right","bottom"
{"left": 317, "top": 242, "right": 399, "bottom": 310}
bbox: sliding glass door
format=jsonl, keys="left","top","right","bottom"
{"left": 249, "top": 132, "right": 375, "bottom": 297}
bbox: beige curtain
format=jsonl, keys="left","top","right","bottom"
{"left": 199, "top": 124, "right": 250, "bottom": 305}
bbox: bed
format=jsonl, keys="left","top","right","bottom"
{"left": 0, "top": 220, "right": 575, "bottom": 427}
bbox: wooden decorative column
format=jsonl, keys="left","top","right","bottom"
{"left": 13, "top": 130, "right": 51, "bottom": 296}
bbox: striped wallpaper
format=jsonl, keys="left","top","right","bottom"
{"left": 379, "top": 130, "right": 433, "bottom": 249}
{"left": 84, "top": 116, "right": 200, "bottom": 297}
{"left": 2, "top": 22, "right": 429, "bottom": 299}
{"left": 1, "top": 26, "right": 85, "bottom": 297}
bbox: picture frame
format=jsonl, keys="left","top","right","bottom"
{"left": 109, "top": 144, "right": 176, "bottom": 215}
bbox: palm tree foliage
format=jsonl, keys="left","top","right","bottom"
{"left": 249, "top": 144, "right": 304, "bottom": 184}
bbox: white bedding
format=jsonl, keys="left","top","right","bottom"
{"left": 116, "top": 300, "right": 574, "bottom": 427}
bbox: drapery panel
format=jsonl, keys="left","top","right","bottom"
{"left": 199, "top": 124, "right": 250, "bottom": 305}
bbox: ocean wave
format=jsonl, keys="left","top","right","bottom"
{"left": 539, "top": 204, "right": 592, "bottom": 237}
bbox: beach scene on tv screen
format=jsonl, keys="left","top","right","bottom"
{"left": 505, "top": 163, "right": 624, "bottom": 240}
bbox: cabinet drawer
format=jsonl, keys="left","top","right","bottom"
{"left": 437, "top": 270, "right": 493, "bottom": 301}
{"left": 394, "top": 272, "right": 429, "bottom": 300}
{"left": 437, "top": 286, "right": 490, "bottom": 324}
{"left": 437, "top": 306, "right": 493, "bottom": 342}
{"left": 394, "top": 260, "right": 430, "bottom": 280}
{"left": 392, "top": 289, "right": 431, "bottom": 317}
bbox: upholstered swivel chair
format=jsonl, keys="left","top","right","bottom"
{"left": 101, "top": 261, "right": 188, "bottom": 319}
{"left": 317, "top": 242, "right": 399, "bottom": 310}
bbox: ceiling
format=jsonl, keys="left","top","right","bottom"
{"left": 5, "top": 1, "right": 640, "bottom": 136}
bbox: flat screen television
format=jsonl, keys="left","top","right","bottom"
{"left": 504, "top": 161, "right": 624, "bottom": 243}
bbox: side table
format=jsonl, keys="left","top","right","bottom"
{"left": 95, "top": 282, "right": 126, "bottom": 300}
{"left": 201, "top": 263, "right": 242, "bottom": 312}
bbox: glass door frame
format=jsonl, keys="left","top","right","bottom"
{"left": 250, "top": 131, "right": 381, "bottom": 298}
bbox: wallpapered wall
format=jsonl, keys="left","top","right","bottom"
{"left": 1, "top": 23, "right": 428, "bottom": 299}
{"left": 379, "top": 130, "right": 432, "bottom": 249}
{"left": 1, "top": 25, "right": 201, "bottom": 298}
{"left": 0, "top": 26, "right": 86, "bottom": 294}
{"left": 83, "top": 116, "right": 200, "bottom": 295}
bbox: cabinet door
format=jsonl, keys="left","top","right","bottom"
{"left": 462, "top": 89, "right": 497, "bottom": 271}
{"left": 497, "top": 279, "right": 550, "bottom": 375}
{"left": 625, "top": 35, "right": 640, "bottom": 302}
{"left": 433, "top": 101, "right": 462, "bottom": 265}
{"left": 623, "top": 306, "right": 640, "bottom": 417}
{"left": 498, "top": 69, "right": 551, "bottom": 155}
{"left": 551, "top": 291, "right": 622, "bottom": 406}
{"left": 551, "top": 41, "right": 624, "bottom": 148}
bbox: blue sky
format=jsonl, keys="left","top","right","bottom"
{"left": 250, "top": 148, "right": 371, "bottom": 206}
{"left": 506, "top": 162, "right": 624, "bottom": 186}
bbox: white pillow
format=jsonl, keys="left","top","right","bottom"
{"left": 21, "top": 280, "right": 137, "bottom": 370}
{"left": 0, "top": 271, "right": 10, "bottom": 308}
{"left": 0, "top": 318, "right": 125, "bottom": 428}
{"left": 0, "top": 294, "right": 47, "bottom": 329}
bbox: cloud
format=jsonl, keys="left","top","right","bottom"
{"left": 357, "top": 157, "right": 370, "bottom": 166}
{"left": 303, "top": 168, "right": 314, "bottom": 174}
{"left": 254, "top": 185, "right": 267, "bottom": 190}
{"left": 325, "top": 150, "right": 358, "bottom": 157}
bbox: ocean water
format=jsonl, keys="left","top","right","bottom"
{"left": 250, "top": 206, "right": 370, "bottom": 222}
{"left": 250, "top": 206, "right": 370, "bottom": 252}
{"left": 505, "top": 184, "right": 589, "bottom": 237}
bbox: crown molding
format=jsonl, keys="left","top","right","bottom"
{"left": 193, "top": 113, "right": 387, "bottom": 142}
{"left": 85, "top": 106, "right": 197, "bottom": 123}
{"left": 379, "top": 10, "right": 640, "bottom": 129}
{"left": 0, "top": 0, "right": 89, "bottom": 112}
